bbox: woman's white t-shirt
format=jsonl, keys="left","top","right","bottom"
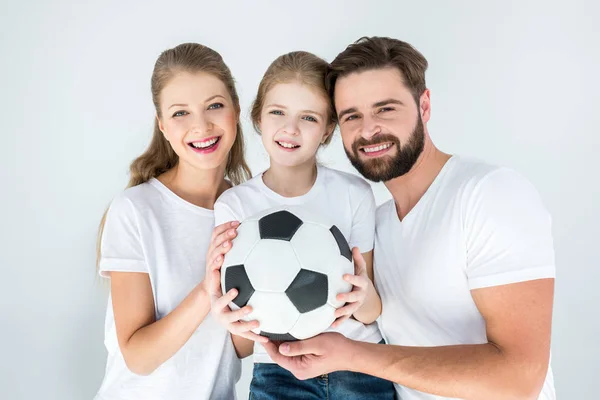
{"left": 214, "top": 165, "right": 382, "bottom": 364}
{"left": 95, "top": 178, "right": 240, "bottom": 400}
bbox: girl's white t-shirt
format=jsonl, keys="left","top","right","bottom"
{"left": 95, "top": 178, "right": 240, "bottom": 400}
{"left": 214, "top": 165, "right": 382, "bottom": 364}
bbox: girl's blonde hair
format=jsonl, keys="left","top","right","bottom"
{"left": 96, "top": 43, "right": 251, "bottom": 270}
{"left": 250, "top": 51, "right": 336, "bottom": 144}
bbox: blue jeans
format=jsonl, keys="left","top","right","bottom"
{"left": 249, "top": 341, "right": 396, "bottom": 400}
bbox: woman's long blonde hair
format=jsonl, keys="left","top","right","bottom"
{"left": 96, "top": 43, "right": 251, "bottom": 270}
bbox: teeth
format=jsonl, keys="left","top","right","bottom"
{"left": 277, "top": 141, "right": 298, "bottom": 149}
{"left": 363, "top": 143, "right": 392, "bottom": 153}
{"left": 192, "top": 138, "right": 218, "bottom": 148}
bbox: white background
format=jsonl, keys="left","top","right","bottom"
{"left": 1, "top": 0, "right": 598, "bottom": 399}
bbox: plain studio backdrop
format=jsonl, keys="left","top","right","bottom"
{"left": 1, "top": 0, "right": 598, "bottom": 399}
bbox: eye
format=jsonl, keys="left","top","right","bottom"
{"left": 302, "top": 115, "right": 318, "bottom": 123}
{"left": 269, "top": 110, "right": 284, "bottom": 116}
{"left": 345, "top": 114, "right": 360, "bottom": 122}
{"left": 208, "top": 103, "right": 224, "bottom": 110}
{"left": 173, "top": 110, "right": 188, "bottom": 117}
{"left": 378, "top": 107, "right": 394, "bottom": 113}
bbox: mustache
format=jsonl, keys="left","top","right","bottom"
{"left": 352, "top": 134, "right": 400, "bottom": 153}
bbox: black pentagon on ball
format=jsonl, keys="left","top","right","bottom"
{"left": 224, "top": 265, "right": 255, "bottom": 308}
{"left": 330, "top": 225, "right": 352, "bottom": 261}
{"left": 260, "top": 331, "right": 298, "bottom": 342}
{"left": 258, "top": 210, "right": 303, "bottom": 241}
{"left": 285, "top": 269, "right": 328, "bottom": 313}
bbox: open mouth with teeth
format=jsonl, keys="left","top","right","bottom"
{"left": 188, "top": 136, "right": 221, "bottom": 152}
{"left": 360, "top": 142, "right": 394, "bottom": 156}
{"left": 276, "top": 140, "right": 300, "bottom": 150}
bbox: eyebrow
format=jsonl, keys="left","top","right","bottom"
{"left": 168, "top": 95, "right": 226, "bottom": 109}
{"left": 373, "top": 98, "right": 405, "bottom": 108}
{"left": 266, "top": 104, "right": 323, "bottom": 118}
{"left": 338, "top": 98, "right": 405, "bottom": 120}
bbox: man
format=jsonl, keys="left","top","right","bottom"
{"left": 263, "top": 37, "right": 556, "bottom": 399}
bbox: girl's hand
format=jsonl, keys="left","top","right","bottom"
{"left": 331, "top": 247, "right": 370, "bottom": 328}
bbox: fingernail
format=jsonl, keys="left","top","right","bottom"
{"left": 231, "top": 221, "right": 240, "bottom": 227}
{"left": 244, "top": 308, "right": 251, "bottom": 315}
{"left": 228, "top": 230, "right": 235, "bottom": 237}
{"left": 216, "top": 255, "right": 222, "bottom": 262}
{"left": 280, "top": 343, "right": 290, "bottom": 354}
{"left": 223, "top": 241, "right": 229, "bottom": 248}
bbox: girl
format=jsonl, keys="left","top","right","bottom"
{"left": 95, "top": 43, "right": 251, "bottom": 399}
{"left": 208, "top": 52, "right": 396, "bottom": 399}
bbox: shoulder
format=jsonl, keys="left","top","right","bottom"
{"left": 319, "top": 166, "right": 373, "bottom": 196}
{"left": 107, "top": 181, "right": 159, "bottom": 215}
{"left": 216, "top": 174, "right": 264, "bottom": 206}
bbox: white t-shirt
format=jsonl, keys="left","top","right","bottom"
{"left": 374, "top": 156, "right": 556, "bottom": 400}
{"left": 95, "top": 178, "right": 240, "bottom": 400}
{"left": 214, "top": 165, "right": 383, "bottom": 364}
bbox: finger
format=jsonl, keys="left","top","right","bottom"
{"left": 213, "top": 287, "right": 238, "bottom": 310}
{"left": 330, "top": 314, "right": 351, "bottom": 329}
{"left": 263, "top": 340, "right": 291, "bottom": 364}
{"left": 211, "top": 221, "right": 239, "bottom": 242}
{"left": 342, "top": 273, "right": 368, "bottom": 287}
{"left": 228, "top": 319, "right": 260, "bottom": 334}
{"left": 211, "top": 230, "right": 236, "bottom": 252}
{"left": 222, "top": 305, "right": 253, "bottom": 324}
{"left": 336, "top": 290, "right": 365, "bottom": 304}
{"left": 237, "top": 331, "right": 269, "bottom": 343}
{"left": 208, "top": 270, "right": 223, "bottom": 299}
{"left": 279, "top": 337, "right": 323, "bottom": 357}
{"left": 334, "top": 303, "right": 360, "bottom": 319}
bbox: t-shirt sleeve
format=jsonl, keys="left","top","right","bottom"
{"left": 348, "top": 186, "right": 376, "bottom": 253}
{"left": 465, "top": 168, "right": 556, "bottom": 290}
{"left": 99, "top": 193, "right": 147, "bottom": 278}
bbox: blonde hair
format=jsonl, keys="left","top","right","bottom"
{"left": 96, "top": 43, "right": 251, "bottom": 270}
{"left": 250, "top": 51, "right": 336, "bottom": 145}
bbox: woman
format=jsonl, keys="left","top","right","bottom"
{"left": 94, "top": 42, "right": 250, "bottom": 400}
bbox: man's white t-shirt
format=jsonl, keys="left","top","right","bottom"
{"left": 374, "top": 156, "right": 556, "bottom": 400}
{"left": 95, "top": 178, "right": 240, "bottom": 400}
{"left": 214, "top": 165, "right": 383, "bottom": 364}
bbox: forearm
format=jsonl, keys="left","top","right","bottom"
{"left": 121, "top": 285, "right": 211, "bottom": 375}
{"left": 232, "top": 334, "right": 255, "bottom": 359}
{"left": 352, "top": 281, "right": 381, "bottom": 324}
{"left": 347, "top": 340, "right": 546, "bottom": 400}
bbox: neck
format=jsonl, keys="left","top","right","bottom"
{"left": 158, "top": 161, "right": 229, "bottom": 209}
{"left": 384, "top": 137, "right": 451, "bottom": 221}
{"left": 262, "top": 158, "right": 318, "bottom": 198}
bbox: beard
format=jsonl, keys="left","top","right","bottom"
{"left": 344, "top": 115, "right": 425, "bottom": 182}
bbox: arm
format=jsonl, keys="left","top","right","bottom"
{"left": 110, "top": 271, "right": 210, "bottom": 376}
{"left": 352, "top": 278, "right": 553, "bottom": 399}
{"left": 265, "top": 278, "right": 553, "bottom": 400}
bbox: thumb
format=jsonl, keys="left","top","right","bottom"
{"left": 352, "top": 247, "right": 366, "bottom": 275}
{"left": 280, "top": 337, "right": 322, "bottom": 356}
{"left": 209, "top": 270, "right": 223, "bottom": 299}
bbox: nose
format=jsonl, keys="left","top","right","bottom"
{"left": 192, "top": 111, "right": 212, "bottom": 133}
{"left": 282, "top": 118, "right": 300, "bottom": 136}
{"left": 360, "top": 114, "right": 381, "bottom": 141}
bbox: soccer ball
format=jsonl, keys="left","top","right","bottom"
{"left": 220, "top": 206, "right": 354, "bottom": 341}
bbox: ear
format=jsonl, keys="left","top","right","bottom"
{"left": 321, "top": 123, "right": 336, "bottom": 144}
{"left": 419, "top": 89, "right": 431, "bottom": 124}
{"left": 156, "top": 114, "right": 168, "bottom": 140}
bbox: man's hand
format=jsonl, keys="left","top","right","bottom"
{"left": 262, "top": 333, "right": 352, "bottom": 380}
